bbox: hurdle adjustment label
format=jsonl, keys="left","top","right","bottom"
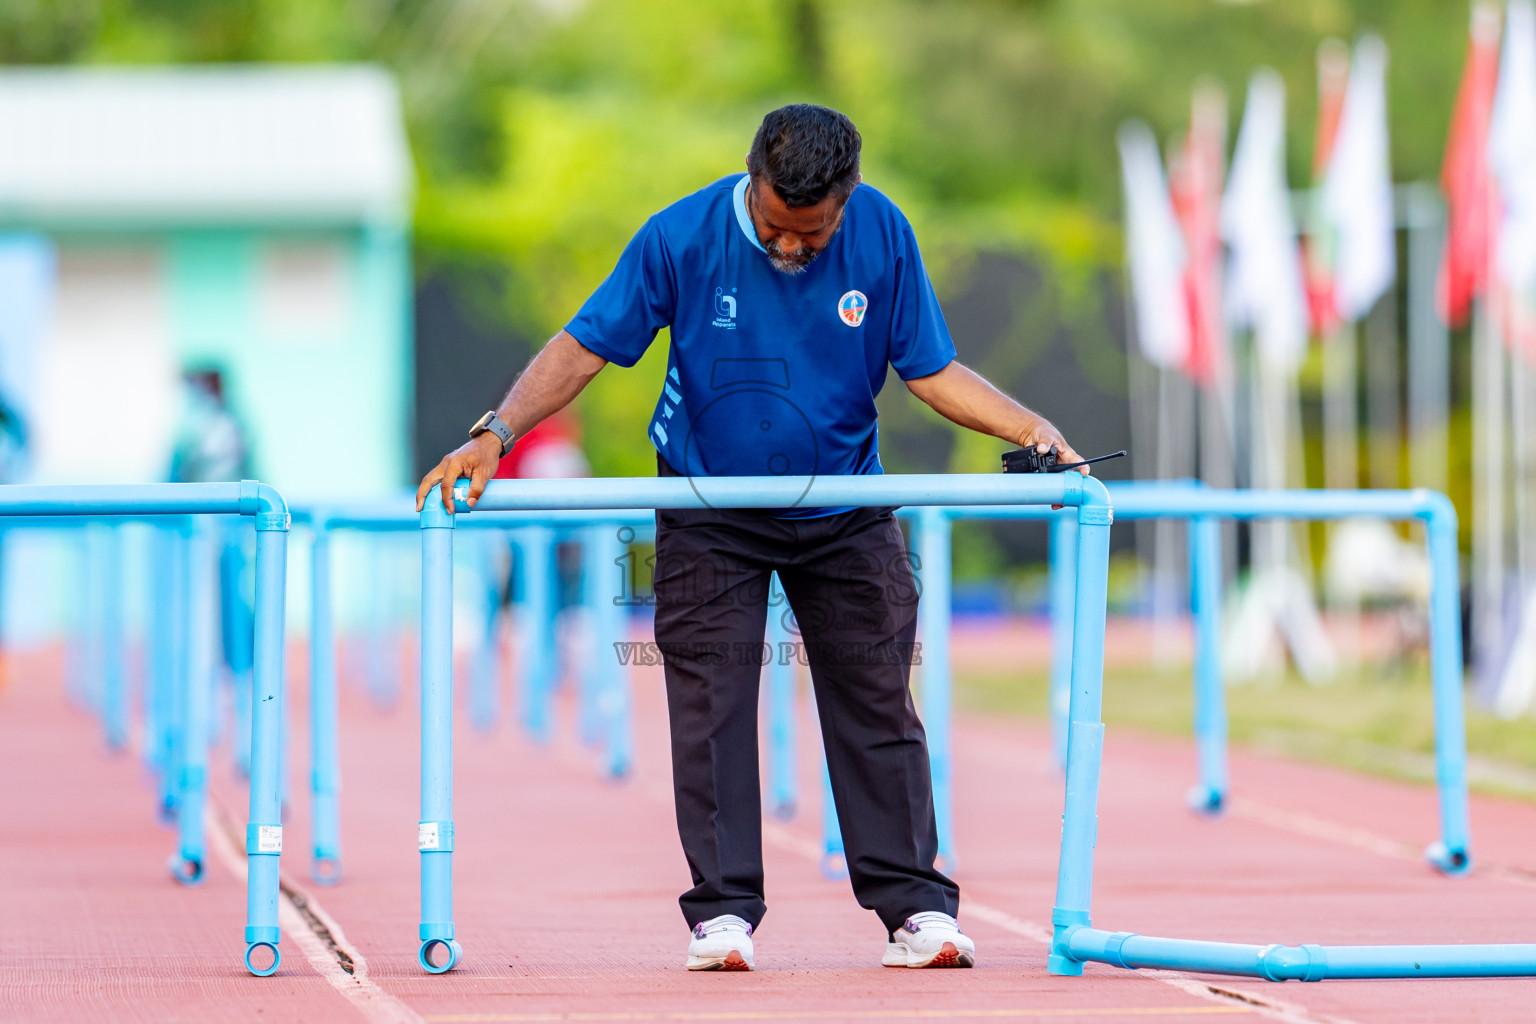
{"left": 257, "top": 825, "right": 283, "bottom": 853}
{"left": 419, "top": 822, "right": 439, "bottom": 850}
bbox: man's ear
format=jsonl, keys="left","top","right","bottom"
{"left": 744, "top": 154, "right": 751, "bottom": 170}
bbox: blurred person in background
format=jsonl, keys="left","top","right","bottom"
{"left": 0, "top": 393, "right": 27, "bottom": 484}
{"left": 169, "top": 367, "right": 250, "bottom": 484}
{"left": 419, "top": 104, "right": 1088, "bottom": 974}
{"left": 169, "top": 366, "right": 257, "bottom": 727}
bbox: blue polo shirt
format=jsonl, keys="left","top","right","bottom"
{"left": 566, "top": 173, "right": 955, "bottom": 517}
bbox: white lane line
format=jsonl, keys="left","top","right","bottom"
{"left": 760, "top": 810, "right": 1355, "bottom": 1024}
{"left": 560, "top": 717, "right": 1352, "bottom": 1022}
{"left": 1230, "top": 799, "right": 1536, "bottom": 889}
{"left": 207, "top": 800, "right": 425, "bottom": 1024}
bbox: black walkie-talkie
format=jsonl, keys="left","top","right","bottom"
{"left": 1001, "top": 446, "right": 1127, "bottom": 474}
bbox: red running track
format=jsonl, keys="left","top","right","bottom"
{"left": 2, "top": 637, "right": 1535, "bottom": 1024}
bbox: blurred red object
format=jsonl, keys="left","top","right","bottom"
{"left": 1303, "top": 38, "right": 1350, "bottom": 337}
{"left": 1438, "top": 2, "right": 1502, "bottom": 328}
{"left": 1169, "top": 83, "right": 1229, "bottom": 389}
{"left": 494, "top": 410, "right": 590, "bottom": 479}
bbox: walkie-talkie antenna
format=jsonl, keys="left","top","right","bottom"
{"left": 1050, "top": 450, "right": 1127, "bottom": 472}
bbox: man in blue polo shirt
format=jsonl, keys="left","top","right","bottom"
{"left": 419, "top": 104, "right": 1087, "bottom": 972}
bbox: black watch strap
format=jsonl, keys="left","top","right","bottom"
{"left": 470, "top": 411, "right": 515, "bottom": 457}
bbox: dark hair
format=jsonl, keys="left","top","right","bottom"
{"left": 747, "top": 104, "right": 862, "bottom": 208}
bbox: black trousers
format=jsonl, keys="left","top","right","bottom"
{"left": 653, "top": 457, "right": 959, "bottom": 935}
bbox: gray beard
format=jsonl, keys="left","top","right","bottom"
{"left": 766, "top": 238, "right": 818, "bottom": 275}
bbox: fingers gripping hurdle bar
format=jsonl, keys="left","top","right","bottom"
{"left": 0, "top": 483, "right": 291, "bottom": 977}
{"left": 417, "top": 471, "right": 1115, "bottom": 974}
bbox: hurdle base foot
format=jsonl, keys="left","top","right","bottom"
{"left": 168, "top": 853, "right": 205, "bottom": 886}
{"left": 311, "top": 855, "right": 343, "bottom": 886}
{"left": 1047, "top": 952, "right": 1085, "bottom": 976}
{"left": 245, "top": 941, "right": 281, "bottom": 976}
{"left": 1424, "top": 841, "right": 1471, "bottom": 877}
{"left": 419, "top": 938, "right": 463, "bottom": 974}
{"left": 1185, "top": 785, "right": 1226, "bottom": 817}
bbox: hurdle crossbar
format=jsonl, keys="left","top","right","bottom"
{"left": 412, "top": 472, "right": 1114, "bottom": 973}
{"left": 0, "top": 481, "right": 291, "bottom": 978}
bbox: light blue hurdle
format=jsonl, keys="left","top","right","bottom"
{"left": 748, "top": 479, "right": 1519, "bottom": 981}
{"left": 838, "top": 482, "right": 1472, "bottom": 879}
{"left": 414, "top": 471, "right": 1114, "bottom": 974}
{"left": 0, "top": 483, "right": 290, "bottom": 978}
{"left": 1033, "top": 482, "right": 1473, "bottom": 874}
{"left": 764, "top": 572, "right": 797, "bottom": 821}
{"left": 4, "top": 513, "right": 233, "bottom": 876}
{"left": 1041, "top": 486, "right": 1536, "bottom": 981}
{"left": 168, "top": 517, "right": 221, "bottom": 886}
{"left": 295, "top": 503, "right": 651, "bottom": 887}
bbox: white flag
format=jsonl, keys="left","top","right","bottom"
{"left": 1323, "top": 35, "right": 1396, "bottom": 321}
{"left": 1490, "top": 0, "right": 1536, "bottom": 295}
{"left": 1222, "top": 69, "right": 1308, "bottom": 372}
{"left": 1118, "top": 120, "right": 1190, "bottom": 370}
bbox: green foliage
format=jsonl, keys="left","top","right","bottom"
{"left": 3, "top": 0, "right": 1473, "bottom": 483}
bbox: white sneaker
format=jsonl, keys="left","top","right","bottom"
{"left": 883, "top": 911, "right": 976, "bottom": 968}
{"left": 686, "top": 914, "right": 755, "bottom": 971}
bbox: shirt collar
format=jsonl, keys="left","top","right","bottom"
{"left": 732, "top": 175, "right": 767, "bottom": 253}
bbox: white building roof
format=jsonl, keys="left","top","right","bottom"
{"left": 0, "top": 66, "right": 413, "bottom": 226}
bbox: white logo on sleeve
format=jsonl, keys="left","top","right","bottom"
{"left": 838, "top": 290, "right": 868, "bottom": 327}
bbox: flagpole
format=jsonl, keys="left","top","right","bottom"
{"left": 1123, "top": 266, "right": 1160, "bottom": 614}
{"left": 1473, "top": 292, "right": 1507, "bottom": 694}
{"left": 1405, "top": 183, "right": 1450, "bottom": 496}
{"left": 1499, "top": 323, "right": 1536, "bottom": 714}
{"left": 1322, "top": 320, "right": 1361, "bottom": 661}
{"left": 1153, "top": 364, "right": 1182, "bottom": 664}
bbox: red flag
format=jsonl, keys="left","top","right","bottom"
{"left": 1438, "top": 2, "right": 1502, "bottom": 327}
{"left": 1168, "top": 84, "right": 1227, "bottom": 388}
{"left": 1304, "top": 39, "right": 1350, "bottom": 336}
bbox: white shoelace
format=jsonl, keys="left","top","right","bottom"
{"left": 693, "top": 914, "right": 753, "bottom": 939}
{"left": 902, "top": 911, "right": 961, "bottom": 934}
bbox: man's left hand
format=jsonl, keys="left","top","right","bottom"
{"left": 1018, "top": 420, "right": 1089, "bottom": 476}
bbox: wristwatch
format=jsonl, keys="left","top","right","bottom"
{"left": 469, "top": 411, "right": 515, "bottom": 457}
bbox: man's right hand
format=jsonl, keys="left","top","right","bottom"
{"left": 416, "top": 432, "right": 503, "bottom": 513}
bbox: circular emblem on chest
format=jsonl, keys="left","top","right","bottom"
{"left": 838, "top": 290, "right": 868, "bottom": 327}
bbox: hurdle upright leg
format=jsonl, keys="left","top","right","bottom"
{"left": 1423, "top": 494, "right": 1472, "bottom": 875}
{"left": 819, "top": 748, "right": 846, "bottom": 881}
{"left": 765, "top": 571, "right": 797, "bottom": 820}
{"left": 469, "top": 532, "right": 506, "bottom": 733}
{"left": 418, "top": 499, "right": 461, "bottom": 973}
{"left": 590, "top": 523, "right": 632, "bottom": 779}
{"left": 171, "top": 519, "right": 216, "bottom": 885}
{"left": 578, "top": 528, "right": 605, "bottom": 749}
{"left": 101, "top": 524, "right": 128, "bottom": 753}
{"left": 309, "top": 524, "right": 343, "bottom": 884}
{"left": 513, "top": 526, "right": 555, "bottom": 742}
{"left": 244, "top": 498, "right": 290, "bottom": 976}
{"left": 151, "top": 524, "right": 186, "bottom": 822}
{"left": 1047, "top": 514, "right": 1078, "bottom": 770}
{"left": 915, "top": 506, "right": 956, "bottom": 872}
{"left": 1047, "top": 489, "right": 1113, "bottom": 976}
{"left": 221, "top": 521, "right": 256, "bottom": 780}
{"left": 1186, "top": 516, "right": 1227, "bottom": 815}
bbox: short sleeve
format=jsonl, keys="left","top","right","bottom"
{"left": 564, "top": 219, "right": 677, "bottom": 368}
{"left": 888, "top": 220, "right": 957, "bottom": 380}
